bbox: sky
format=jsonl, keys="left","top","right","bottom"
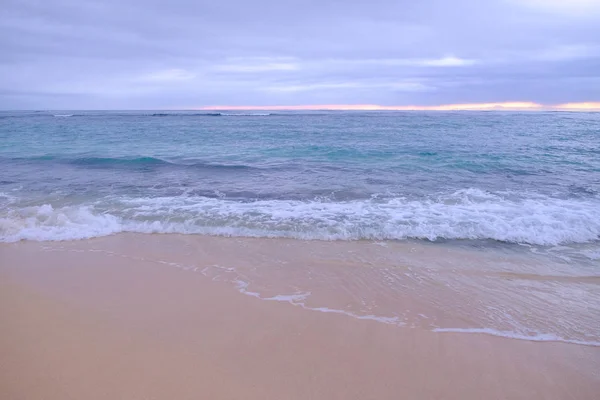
{"left": 1, "top": 0, "right": 600, "bottom": 110}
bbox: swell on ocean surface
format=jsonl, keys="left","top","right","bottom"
{"left": 2, "top": 189, "right": 599, "bottom": 246}
{"left": 44, "top": 112, "right": 274, "bottom": 118}
{"left": 150, "top": 112, "right": 272, "bottom": 117}
{"left": 3, "top": 112, "right": 277, "bottom": 119}
{"left": 6, "top": 155, "right": 261, "bottom": 171}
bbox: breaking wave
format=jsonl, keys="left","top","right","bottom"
{"left": 2, "top": 189, "right": 599, "bottom": 245}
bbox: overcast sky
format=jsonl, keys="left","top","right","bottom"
{"left": 1, "top": 0, "right": 599, "bottom": 109}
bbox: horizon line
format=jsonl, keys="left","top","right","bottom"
{"left": 198, "top": 102, "right": 600, "bottom": 112}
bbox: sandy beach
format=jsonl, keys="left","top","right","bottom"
{"left": 1, "top": 233, "right": 598, "bottom": 400}
{"left": 3, "top": 0, "right": 600, "bottom": 397}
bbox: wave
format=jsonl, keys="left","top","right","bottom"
{"left": 0, "top": 112, "right": 275, "bottom": 119}
{"left": 219, "top": 112, "right": 272, "bottom": 116}
{"left": 151, "top": 113, "right": 222, "bottom": 117}
{"left": 151, "top": 112, "right": 272, "bottom": 117}
{"left": 8, "top": 156, "right": 259, "bottom": 171}
{"left": 68, "top": 156, "right": 170, "bottom": 166}
{"left": 2, "top": 189, "right": 599, "bottom": 244}
{"left": 0, "top": 111, "right": 425, "bottom": 119}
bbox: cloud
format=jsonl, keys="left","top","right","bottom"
{"left": 555, "top": 101, "right": 600, "bottom": 110}
{"left": 140, "top": 69, "right": 196, "bottom": 82}
{"left": 323, "top": 56, "right": 477, "bottom": 68}
{"left": 510, "top": 0, "right": 600, "bottom": 17}
{"left": 419, "top": 56, "right": 477, "bottom": 67}
{"left": 216, "top": 62, "right": 299, "bottom": 72}
{"left": 531, "top": 45, "right": 597, "bottom": 62}
{"left": 0, "top": 0, "right": 598, "bottom": 108}
{"left": 213, "top": 56, "right": 300, "bottom": 73}
{"left": 264, "top": 81, "right": 433, "bottom": 92}
{"left": 200, "top": 102, "right": 600, "bottom": 111}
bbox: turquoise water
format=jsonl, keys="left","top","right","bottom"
{"left": 1, "top": 110, "right": 599, "bottom": 255}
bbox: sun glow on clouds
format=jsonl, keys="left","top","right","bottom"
{"left": 556, "top": 102, "right": 600, "bottom": 110}
{"left": 200, "top": 102, "right": 600, "bottom": 111}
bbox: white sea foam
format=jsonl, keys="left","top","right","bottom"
{"left": 1, "top": 189, "right": 599, "bottom": 245}
{"left": 235, "top": 280, "right": 403, "bottom": 325}
{"left": 235, "top": 280, "right": 599, "bottom": 344}
{"left": 53, "top": 114, "right": 73, "bottom": 117}
{"left": 433, "top": 328, "right": 600, "bottom": 347}
{"left": 0, "top": 204, "right": 121, "bottom": 241}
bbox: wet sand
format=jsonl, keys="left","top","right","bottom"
{"left": 1, "top": 234, "right": 599, "bottom": 399}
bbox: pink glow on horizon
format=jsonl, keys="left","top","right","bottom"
{"left": 555, "top": 102, "right": 600, "bottom": 110}
{"left": 198, "top": 102, "right": 600, "bottom": 111}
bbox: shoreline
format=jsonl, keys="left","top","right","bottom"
{"left": 1, "top": 233, "right": 599, "bottom": 399}
{"left": 2, "top": 233, "right": 599, "bottom": 345}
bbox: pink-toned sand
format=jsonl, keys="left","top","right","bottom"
{"left": 1, "top": 234, "right": 598, "bottom": 399}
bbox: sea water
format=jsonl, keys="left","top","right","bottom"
{"left": 2, "top": 110, "right": 599, "bottom": 248}
{"left": 1, "top": 110, "right": 599, "bottom": 343}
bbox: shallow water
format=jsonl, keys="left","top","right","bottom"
{"left": 25, "top": 234, "right": 600, "bottom": 346}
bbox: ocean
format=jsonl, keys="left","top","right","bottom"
{"left": 1, "top": 110, "right": 599, "bottom": 344}
{"left": 2, "top": 110, "right": 599, "bottom": 246}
